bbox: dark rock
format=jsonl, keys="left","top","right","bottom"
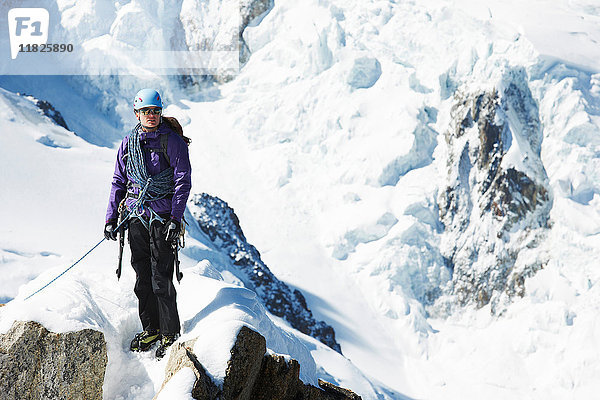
{"left": 0, "top": 320, "right": 107, "bottom": 400}
{"left": 250, "top": 352, "right": 362, "bottom": 400}
{"left": 240, "top": 0, "right": 274, "bottom": 30}
{"left": 251, "top": 354, "right": 304, "bottom": 399}
{"left": 155, "top": 339, "right": 219, "bottom": 400}
{"left": 318, "top": 379, "right": 363, "bottom": 400}
{"left": 484, "top": 167, "right": 549, "bottom": 230}
{"left": 18, "top": 93, "right": 69, "bottom": 131}
{"left": 35, "top": 99, "right": 70, "bottom": 131}
{"left": 157, "top": 326, "right": 360, "bottom": 400}
{"left": 222, "top": 326, "right": 266, "bottom": 400}
{"left": 189, "top": 193, "right": 341, "bottom": 353}
{"left": 243, "top": 327, "right": 362, "bottom": 400}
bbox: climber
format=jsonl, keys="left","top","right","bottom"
{"left": 104, "top": 88, "right": 192, "bottom": 359}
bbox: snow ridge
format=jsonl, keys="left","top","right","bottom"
{"left": 188, "top": 193, "right": 342, "bottom": 353}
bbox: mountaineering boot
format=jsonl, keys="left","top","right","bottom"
{"left": 130, "top": 330, "right": 160, "bottom": 352}
{"left": 155, "top": 334, "right": 178, "bottom": 359}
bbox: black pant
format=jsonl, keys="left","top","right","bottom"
{"left": 129, "top": 217, "right": 180, "bottom": 335}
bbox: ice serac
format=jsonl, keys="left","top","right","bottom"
{"left": 438, "top": 68, "right": 553, "bottom": 312}
{"left": 188, "top": 193, "right": 342, "bottom": 353}
{"left": 0, "top": 320, "right": 107, "bottom": 400}
{"left": 157, "top": 326, "right": 361, "bottom": 400}
{"left": 347, "top": 57, "right": 382, "bottom": 89}
{"left": 180, "top": 0, "right": 274, "bottom": 84}
{"left": 239, "top": 0, "right": 275, "bottom": 64}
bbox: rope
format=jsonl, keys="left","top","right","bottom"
{"left": 23, "top": 219, "right": 129, "bottom": 301}
{"left": 126, "top": 124, "right": 175, "bottom": 230}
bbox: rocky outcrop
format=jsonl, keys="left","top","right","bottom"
{"left": 437, "top": 68, "right": 552, "bottom": 312}
{"left": 18, "top": 93, "right": 69, "bottom": 131}
{"left": 34, "top": 99, "right": 70, "bottom": 131}
{"left": 155, "top": 338, "right": 219, "bottom": 400}
{"left": 189, "top": 193, "right": 341, "bottom": 353}
{"left": 157, "top": 326, "right": 361, "bottom": 400}
{"left": 0, "top": 320, "right": 107, "bottom": 400}
{"left": 239, "top": 0, "right": 275, "bottom": 65}
{"left": 222, "top": 326, "right": 266, "bottom": 399}
{"left": 250, "top": 354, "right": 362, "bottom": 400}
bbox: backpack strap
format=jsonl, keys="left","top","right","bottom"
{"left": 160, "top": 132, "right": 170, "bottom": 165}
{"left": 140, "top": 133, "right": 170, "bottom": 165}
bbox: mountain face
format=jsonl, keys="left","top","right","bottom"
{"left": 1, "top": 321, "right": 360, "bottom": 400}
{"left": 1, "top": 0, "right": 599, "bottom": 398}
{"left": 437, "top": 68, "right": 553, "bottom": 313}
{"left": 19, "top": 94, "right": 70, "bottom": 132}
{"left": 188, "top": 193, "right": 341, "bottom": 353}
{"left": 0, "top": 0, "right": 275, "bottom": 145}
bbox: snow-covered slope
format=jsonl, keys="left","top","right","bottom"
{"left": 169, "top": 0, "right": 600, "bottom": 397}
{"left": 1, "top": 0, "right": 600, "bottom": 399}
{"left": 0, "top": 87, "right": 391, "bottom": 399}
{"left": 187, "top": 193, "right": 341, "bottom": 352}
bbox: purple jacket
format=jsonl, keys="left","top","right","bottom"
{"left": 106, "top": 122, "right": 192, "bottom": 223}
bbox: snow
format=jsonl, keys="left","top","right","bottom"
{"left": 1, "top": 0, "right": 600, "bottom": 399}
{"left": 155, "top": 367, "right": 198, "bottom": 400}
{"left": 347, "top": 57, "right": 382, "bottom": 89}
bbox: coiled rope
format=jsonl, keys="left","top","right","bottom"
{"left": 126, "top": 123, "right": 175, "bottom": 230}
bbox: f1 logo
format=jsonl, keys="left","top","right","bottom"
{"left": 8, "top": 8, "right": 49, "bottom": 60}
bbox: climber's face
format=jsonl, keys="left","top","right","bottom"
{"left": 136, "top": 107, "right": 162, "bottom": 130}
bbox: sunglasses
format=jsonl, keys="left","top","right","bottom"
{"left": 138, "top": 108, "right": 162, "bottom": 116}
